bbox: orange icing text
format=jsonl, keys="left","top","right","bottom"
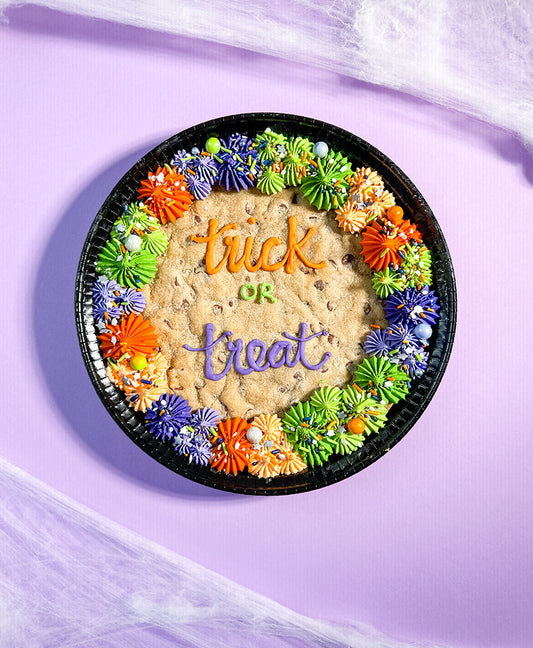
{"left": 191, "top": 216, "right": 327, "bottom": 274}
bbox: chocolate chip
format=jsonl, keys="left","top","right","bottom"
{"left": 327, "top": 301, "right": 335, "bottom": 311}
{"left": 245, "top": 203, "right": 255, "bottom": 215}
{"left": 213, "top": 305, "right": 223, "bottom": 314}
{"left": 327, "top": 334, "right": 335, "bottom": 344}
{"left": 194, "top": 214, "right": 202, "bottom": 224}
{"left": 293, "top": 372, "right": 302, "bottom": 380}
{"left": 314, "top": 280, "right": 325, "bottom": 290}
{"left": 342, "top": 254, "right": 355, "bottom": 265}
{"left": 163, "top": 319, "right": 174, "bottom": 329}
{"left": 363, "top": 302, "right": 371, "bottom": 314}
{"left": 299, "top": 266, "right": 310, "bottom": 274}
{"left": 181, "top": 299, "right": 190, "bottom": 309}
{"left": 174, "top": 277, "right": 180, "bottom": 286}
{"left": 279, "top": 386, "right": 288, "bottom": 393}
{"left": 228, "top": 299, "right": 235, "bottom": 307}
{"left": 320, "top": 367, "right": 329, "bottom": 373}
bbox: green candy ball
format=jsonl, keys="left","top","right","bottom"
{"left": 205, "top": 137, "right": 221, "bottom": 154}
{"left": 130, "top": 355, "right": 148, "bottom": 371}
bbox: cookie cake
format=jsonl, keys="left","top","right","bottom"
{"left": 76, "top": 114, "right": 455, "bottom": 494}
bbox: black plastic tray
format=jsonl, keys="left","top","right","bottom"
{"left": 75, "top": 112, "right": 457, "bottom": 495}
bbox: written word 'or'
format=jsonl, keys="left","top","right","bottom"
{"left": 190, "top": 216, "right": 327, "bottom": 274}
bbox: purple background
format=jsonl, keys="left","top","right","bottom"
{"left": 2, "top": 7, "right": 533, "bottom": 647}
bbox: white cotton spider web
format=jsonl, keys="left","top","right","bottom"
{"left": 0, "top": 457, "right": 444, "bottom": 648}
{"left": 1, "top": 0, "right": 532, "bottom": 152}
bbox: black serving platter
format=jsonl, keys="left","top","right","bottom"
{"left": 75, "top": 112, "right": 456, "bottom": 495}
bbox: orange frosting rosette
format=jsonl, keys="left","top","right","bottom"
{"left": 396, "top": 219, "right": 423, "bottom": 244}
{"left": 277, "top": 438, "right": 307, "bottom": 475}
{"left": 334, "top": 199, "right": 367, "bottom": 234}
{"left": 247, "top": 414, "right": 306, "bottom": 478}
{"left": 107, "top": 352, "right": 168, "bottom": 390}
{"left": 251, "top": 413, "right": 283, "bottom": 442}
{"left": 125, "top": 382, "right": 167, "bottom": 412}
{"left": 248, "top": 452, "right": 281, "bottom": 479}
{"left": 107, "top": 352, "right": 169, "bottom": 412}
{"left": 137, "top": 166, "right": 193, "bottom": 224}
{"left": 349, "top": 167, "right": 384, "bottom": 199}
{"left": 360, "top": 223, "right": 403, "bottom": 272}
{"left": 248, "top": 414, "right": 284, "bottom": 478}
{"left": 210, "top": 418, "right": 253, "bottom": 476}
{"left": 98, "top": 313, "right": 158, "bottom": 360}
{"left": 364, "top": 188, "right": 395, "bottom": 219}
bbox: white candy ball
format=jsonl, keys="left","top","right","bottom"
{"left": 246, "top": 426, "right": 263, "bottom": 444}
{"left": 124, "top": 234, "right": 142, "bottom": 252}
{"left": 313, "top": 141, "right": 329, "bottom": 158}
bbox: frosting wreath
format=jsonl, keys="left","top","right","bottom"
{"left": 93, "top": 128, "right": 440, "bottom": 479}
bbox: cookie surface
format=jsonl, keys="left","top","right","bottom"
{"left": 143, "top": 187, "right": 386, "bottom": 417}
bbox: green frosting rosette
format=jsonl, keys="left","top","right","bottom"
{"left": 97, "top": 238, "right": 158, "bottom": 288}
{"left": 254, "top": 128, "right": 288, "bottom": 163}
{"left": 309, "top": 385, "right": 342, "bottom": 419}
{"left": 111, "top": 202, "right": 160, "bottom": 240}
{"left": 340, "top": 385, "right": 388, "bottom": 435}
{"left": 400, "top": 244, "right": 433, "bottom": 287}
{"left": 372, "top": 267, "right": 405, "bottom": 299}
{"left": 329, "top": 431, "right": 365, "bottom": 455}
{"left": 141, "top": 229, "right": 169, "bottom": 256}
{"left": 283, "top": 136, "right": 314, "bottom": 186}
{"left": 257, "top": 167, "right": 286, "bottom": 195}
{"left": 282, "top": 401, "right": 335, "bottom": 468}
{"left": 353, "top": 357, "right": 410, "bottom": 404}
{"left": 300, "top": 150, "right": 352, "bottom": 210}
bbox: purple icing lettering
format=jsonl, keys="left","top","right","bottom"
{"left": 183, "top": 323, "right": 331, "bottom": 380}
{"left": 246, "top": 339, "right": 269, "bottom": 372}
{"left": 183, "top": 323, "right": 233, "bottom": 381}
{"left": 227, "top": 339, "right": 253, "bottom": 375}
{"left": 267, "top": 341, "right": 294, "bottom": 369}
{"left": 283, "top": 323, "right": 331, "bottom": 370}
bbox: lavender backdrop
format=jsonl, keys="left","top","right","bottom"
{"left": 1, "top": 5, "right": 533, "bottom": 647}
